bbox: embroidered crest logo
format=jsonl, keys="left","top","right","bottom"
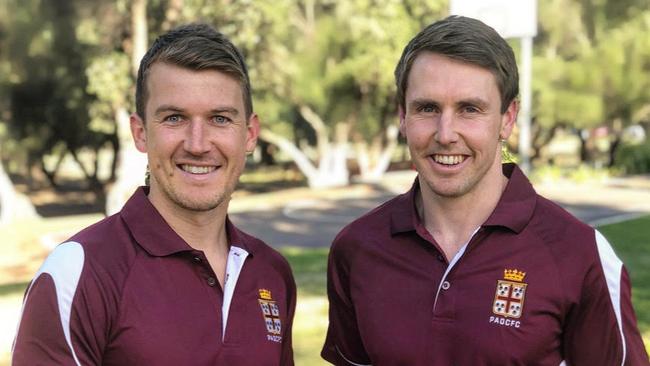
{"left": 258, "top": 289, "right": 282, "bottom": 342}
{"left": 492, "top": 269, "right": 527, "bottom": 318}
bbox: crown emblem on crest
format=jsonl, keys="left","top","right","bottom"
{"left": 503, "top": 269, "right": 526, "bottom": 282}
{"left": 259, "top": 289, "right": 272, "bottom": 300}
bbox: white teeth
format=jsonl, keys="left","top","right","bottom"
{"left": 180, "top": 165, "right": 215, "bottom": 174}
{"left": 433, "top": 155, "right": 465, "bottom": 165}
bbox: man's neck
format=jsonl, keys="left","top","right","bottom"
{"left": 417, "top": 167, "right": 508, "bottom": 261}
{"left": 148, "top": 193, "right": 231, "bottom": 287}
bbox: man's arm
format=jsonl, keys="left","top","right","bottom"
{"left": 562, "top": 231, "right": 649, "bottom": 365}
{"left": 321, "top": 238, "right": 372, "bottom": 366}
{"left": 280, "top": 264, "right": 297, "bottom": 366}
{"left": 12, "top": 242, "right": 109, "bottom": 365}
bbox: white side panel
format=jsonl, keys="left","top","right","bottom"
{"left": 594, "top": 230, "right": 625, "bottom": 366}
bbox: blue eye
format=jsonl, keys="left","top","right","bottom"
{"left": 419, "top": 105, "right": 438, "bottom": 113}
{"left": 213, "top": 115, "right": 231, "bottom": 124}
{"left": 164, "top": 115, "right": 183, "bottom": 123}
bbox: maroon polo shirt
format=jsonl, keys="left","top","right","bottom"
{"left": 13, "top": 187, "right": 296, "bottom": 366}
{"left": 322, "top": 163, "right": 648, "bottom": 365}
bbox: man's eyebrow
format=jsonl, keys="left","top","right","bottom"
{"left": 152, "top": 105, "right": 240, "bottom": 117}
{"left": 153, "top": 105, "right": 184, "bottom": 115}
{"left": 408, "top": 98, "right": 438, "bottom": 109}
{"left": 210, "top": 107, "right": 239, "bottom": 117}
{"left": 457, "top": 98, "right": 489, "bottom": 109}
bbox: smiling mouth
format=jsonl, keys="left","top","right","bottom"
{"left": 179, "top": 164, "right": 218, "bottom": 174}
{"left": 432, "top": 154, "right": 466, "bottom": 166}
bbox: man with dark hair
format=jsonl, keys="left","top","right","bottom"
{"left": 13, "top": 23, "right": 296, "bottom": 365}
{"left": 322, "top": 16, "right": 648, "bottom": 365}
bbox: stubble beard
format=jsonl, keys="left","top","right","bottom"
{"left": 155, "top": 167, "right": 243, "bottom": 213}
{"left": 167, "top": 187, "right": 230, "bottom": 212}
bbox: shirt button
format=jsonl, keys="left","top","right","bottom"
{"left": 441, "top": 281, "right": 451, "bottom": 290}
{"left": 193, "top": 256, "right": 202, "bottom": 263}
{"left": 207, "top": 277, "right": 217, "bottom": 287}
{"left": 437, "top": 254, "right": 445, "bottom": 262}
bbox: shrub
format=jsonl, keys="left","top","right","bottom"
{"left": 615, "top": 141, "right": 650, "bottom": 174}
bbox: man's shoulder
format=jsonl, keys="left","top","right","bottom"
{"left": 61, "top": 212, "right": 140, "bottom": 275}
{"left": 527, "top": 193, "right": 598, "bottom": 258}
{"left": 532, "top": 194, "right": 593, "bottom": 234}
{"left": 332, "top": 192, "right": 406, "bottom": 253}
{"left": 344, "top": 192, "right": 404, "bottom": 231}
{"left": 32, "top": 212, "right": 138, "bottom": 311}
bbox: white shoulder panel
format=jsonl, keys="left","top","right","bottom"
{"left": 16, "top": 241, "right": 85, "bottom": 366}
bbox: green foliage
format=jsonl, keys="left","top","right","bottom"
{"left": 615, "top": 141, "right": 650, "bottom": 174}
{"left": 0, "top": 0, "right": 121, "bottom": 180}
{"left": 1, "top": 0, "right": 649, "bottom": 179}
{"left": 533, "top": 1, "right": 650, "bottom": 164}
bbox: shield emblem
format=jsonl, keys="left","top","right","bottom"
{"left": 493, "top": 280, "right": 527, "bottom": 318}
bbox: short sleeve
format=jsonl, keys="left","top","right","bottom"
{"left": 280, "top": 261, "right": 297, "bottom": 366}
{"left": 562, "top": 231, "right": 649, "bottom": 365}
{"left": 12, "top": 242, "right": 113, "bottom": 366}
{"left": 321, "top": 237, "right": 372, "bottom": 365}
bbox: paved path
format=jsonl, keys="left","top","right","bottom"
{"left": 230, "top": 171, "right": 650, "bottom": 248}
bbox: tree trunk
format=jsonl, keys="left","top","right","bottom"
{"left": 105, "top": 0, "right": 148, "bottom": 215}
{"left": 608, "top": 119, "right": 624, "bottom": 168}
{"left": 356, "top": 125, "right": 399, "bottom": 183}
{"left": 577, "top": 129, "right": 590, "bottom": 163}
{"left": 259, "top": 127, "right": 349, "bottom": 188}
{"left": 608, "top": 133, "right": 622, "bottom": 168}
{"left": 105, "top": 106, "right": 147, "bottom": 215}
{"left": 0, "top": 159, "right": 39, "bottom": 224}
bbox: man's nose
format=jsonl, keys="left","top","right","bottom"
{"left": 184, "top": 120, "right": 211, "bottom": 155}
{"left": 434, "top": 111, "right": 458, "bottom": 145}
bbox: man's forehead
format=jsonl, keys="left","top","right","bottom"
{"left": 406, "top": 53, "right": 500, "bottom": 98}
{"left": 145, "top": 63, "right": 246, "bottom": 108}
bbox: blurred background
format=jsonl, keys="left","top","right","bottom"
{"left": 0, "top": 0, "right": 649, "bottom": 364}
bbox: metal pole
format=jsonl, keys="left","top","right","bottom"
{"left": 518, "top": 36, "right": 533, "bottom": 173}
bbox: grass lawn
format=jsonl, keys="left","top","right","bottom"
{"left": 1, "top": 216, "right": 649, "bottom": 365}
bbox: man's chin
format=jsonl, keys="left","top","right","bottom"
{"left": 169, "top": 191, "right": 230, "bottom": 212}
{"left": 177, "top": 198, "right": 227, "bottom": 212}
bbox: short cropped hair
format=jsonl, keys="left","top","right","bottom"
{"left": 395, "top": 15, "right": 519, "bottom": 114}
{"left": 135, "top": 23, "right": 252, "bottom": 120}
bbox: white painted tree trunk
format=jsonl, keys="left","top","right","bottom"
{"left": 356, "top": 125, "right": 399, "bottom": 183}
{"left": 0, "top": 159, "right": 38, "bottom": 224}
{"left": 259, "top": 128, "right": 349, "bottom": 189}
{"left": 105, "top": 0, "right": 148, "bottom": 215}
{"left": 258, "top": 105, "right": 351, "bottom": 189}
{"left": 105, "top": 107, "right": 147, "bottom": 215}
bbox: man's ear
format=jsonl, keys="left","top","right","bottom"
{"left": 130, "top": 113, "right": 147, "bottom": 153}
{"left": 398, "top": 105, "right": 407, "bottom": 137}
{"left": 499, "top": 100, "right": 519, "bottom": 140}
{"left": 245, "top": 113, "right": 260, "bottom": 153}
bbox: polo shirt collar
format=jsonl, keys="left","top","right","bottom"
{"left": 390, "top": 163, "right": 536, "bottom": 235}
{"left": 389, "top": 180, "right": 419, "bottom": 235}
{"left": 120, "top": 187, "right": 255, "bottom": 256}
{"left": 482, "top": 163, "right": 537, "bottom": 233}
